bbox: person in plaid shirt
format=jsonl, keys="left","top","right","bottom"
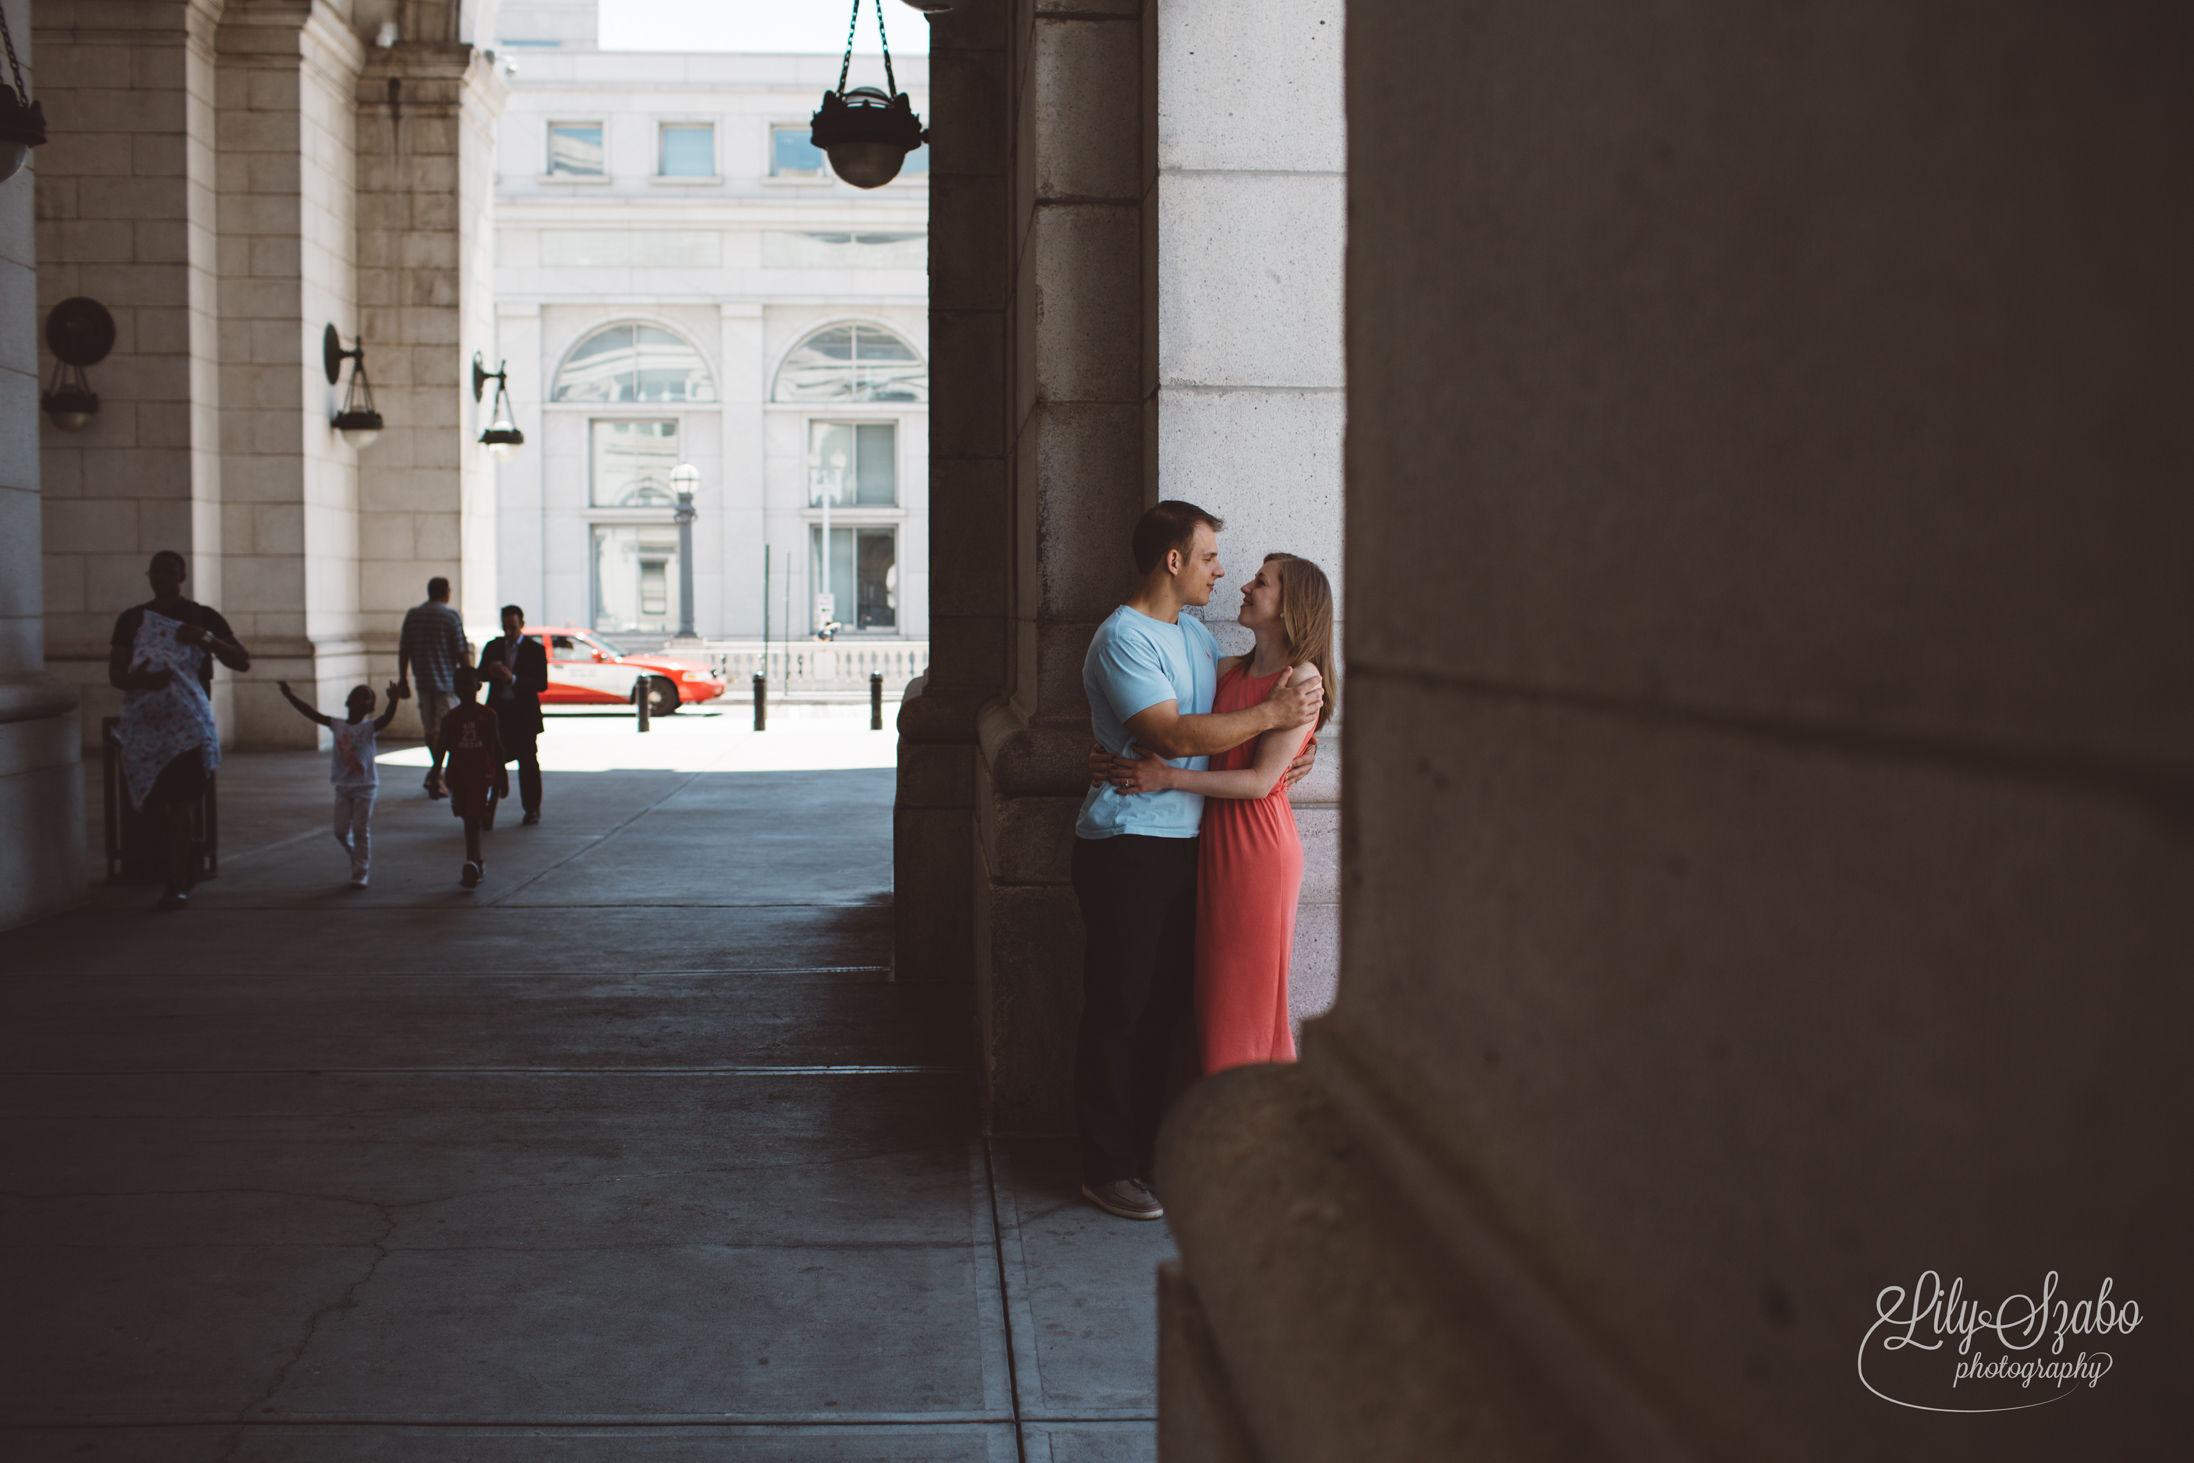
{"left": 395, "top": 576, "right": 471, "bottom": 800}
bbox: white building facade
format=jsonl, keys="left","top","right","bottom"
{"left": 491, "top": 3, "right": 928, "bottom": 651}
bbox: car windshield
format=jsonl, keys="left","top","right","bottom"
{"left": 585, "top": 633, "right": 631, "bottom": 657}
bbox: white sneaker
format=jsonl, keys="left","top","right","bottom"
{"left": 350, "top": 872, "right": 369, "bottom": 888}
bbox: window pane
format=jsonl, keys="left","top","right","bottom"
{"left": 632, "top": 325, "right": 717, "bottom": 402}
{"left": 591, "top": 420, "right": 679, "bottom": 506}
{"left": 554, "top": 324, "right": 633, "bottom": 401}
{"left": 852, "top": 325, "right": 920, "bottom": 362}
{"left": 772, "top": 126, "right": 825, "bottom": 177}
{"left": 660, "top": 124, "right": 713, "bottom": 177}
{"left": 902, "top": 142, "right": 930, "bottom": 174}
{"left": 808, "top": 421, "right": 855, "bottom": 505}
{"left": 857, "top": 529, "right": 897, "bottom": 630}
{"left": 854, "top": 423, "right": 895, "bottom": 505}
{"left": 593, "top": 525, "right": 682, "bottom": 634}
{"left": 774, "top": 323, "right": 927, "bottom": 402}
{"left": 549, "top": 123, "right": 604, "bottom": 175}
{"left": 809, "top": 526, "right": 854, "bottom": 633}
{"left": 556, "top": 323, "right": 715, "bottom": 403}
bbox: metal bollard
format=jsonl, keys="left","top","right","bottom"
{"left": 752, "top": 673, "right": 768, "bottom": 731}
{"left": 634, "top": 677, "right": 651, "bottom": 733}
{"left": 870, "top": 672, "right": 883, "bottom": 731}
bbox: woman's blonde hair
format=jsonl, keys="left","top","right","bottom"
{"left": 1262, "top": 553, "right": 1336, "bottom": 730}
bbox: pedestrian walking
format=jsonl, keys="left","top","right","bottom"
{"left": 395, "top": 576, "right": 470, "bottom": 800}
{"left": 109, "top": 551, "right": 252, "bottom": 911}
{"left": 276, "top": 679, "right": 401, "bottom": 887}
{"left": 478, "top": 605, "right": 549, "bottom": 826}
{"left": 435, "top": 666, "right": 507, "bottom": 889}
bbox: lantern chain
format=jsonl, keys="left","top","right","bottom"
{"left": 835, "top": 0, "right": 900, "bottom": 100}
{"left": 1, "top": 2, "right": 31, "bottom": 105}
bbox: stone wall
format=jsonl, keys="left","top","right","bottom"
{"left": 33, "top": 0, "right": 501, "bottom": 752}
{"left": 1159, "top": 3, "right": 2186, "bottom": 1457}
{"left": 35, "top": 0, "right": 230, "bottom": 741}
{"left": 1151, "top": 0, "right": 1343, "bottom": 1029}
{"left": 1, "top": 0, "right": 88, "bottom": 929}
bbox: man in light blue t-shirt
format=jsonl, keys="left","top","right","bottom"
{"left": 1070, "top": 502, "right": 1323, "bottom": 1221}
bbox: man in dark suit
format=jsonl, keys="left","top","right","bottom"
{"left": 479, "top": 604, "right": 549, "bottom": 826}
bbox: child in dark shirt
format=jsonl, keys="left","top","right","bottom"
{"left": 435, "top": 666, "right": 508, "bottom": 888}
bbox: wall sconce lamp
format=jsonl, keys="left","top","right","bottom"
{"left": 811, "top": 0, "right": 929, "bottom": 189}
{"left": 472, "top": 353, "right": 525, "bottom": 460}
{"left": 41, "top": 297, "right": 114, "bottom": 432}
{"left": 324, "top": 324, "right": 383, "bottom": 450}
{"left": 0, "top": 5, "right": 45, "bottom": 184}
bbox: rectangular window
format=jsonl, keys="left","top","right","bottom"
{"left": 809, "top": 526, "right": 897, "bottom": 632}
{"left": 807, "top": 421, "right": 896, "bottom": 507}
{"left": 590, "top": 420, "right": 679, "bottom": 507}
{"left": 548, "top": 122, "right": 605, "bottom": 176}
{"left": 772, "top": 125, "right": 826, "bottom": 178}
{"left": 659, "top": 123, "right": 714, "bottom": 177}
{"left": 593, "top": 525, "right": 682, "bottom": 634}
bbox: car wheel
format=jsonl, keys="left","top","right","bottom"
{"left": 646, "top": 676, "right": 680, "bottom": 716}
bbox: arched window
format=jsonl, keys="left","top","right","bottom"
{"left": 773, "top": 323, "right": 927, "bottom": 404}
{"left": 554, "top": 323, "right": 716, "bottom": 403}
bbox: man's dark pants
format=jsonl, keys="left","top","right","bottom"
{"left": 495, "top": 710, "right": 542, "bottom": 814}
{"left": 1070, "top": 832, "right": 1200, "bottom": 1187}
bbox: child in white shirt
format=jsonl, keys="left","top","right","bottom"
{"left": 279, "top": 680, "right": 400, "bottom": 886}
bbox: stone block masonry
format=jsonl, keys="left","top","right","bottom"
{"left": 4, "top": 0, "right": 90, "bottom": 929}
{"left": 34, "top": 0, "right": 503, "bottom": 752}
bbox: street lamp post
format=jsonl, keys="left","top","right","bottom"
{"left": 669, "top": 462, "right": 700, "bottom": 643}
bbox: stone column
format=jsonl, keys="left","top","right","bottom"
{"left": 1151, "top": 0, "right": 1344, "bottom": 1027}
{"left": 1160, "top": 4, "right": 2187, "bottom": 1457}
{"left": 34, "top": 0, "right": 227, "bottom": 742}
{"left": 213, "top": 0, "right": 365, "bottom": 747}
{"left": 893, "top": 2, "right": 1011, "bottom": 993}
{"left": 986, "top": 0, "right": 1153, "bottom": 1130}
{"left": 2, "top": 0, "right": 87, "bottom": 928}
{"left": 355, "top": 20, "right": 506, "bottom": 727}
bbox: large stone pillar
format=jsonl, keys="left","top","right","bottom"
{"left": 2, "top": 0, "right": 87, "bottom": 928}
{"left": 1151, "top": 0, "right": 1344, "bottom": 1026}
{"left": 355, "top": 18, "right": 506, "bottom": 721}
{"left": 979, "top": 0, "right": 1155, "bottom": 1130}
{"left": 1160, "top": 4, "right": 2185, "bottom": 1458}
{"left": 213, "top": 0, "right": 364, "bottom": 747}
{"left": 893, "top": 4, "right": 1011, "bottom": 994}
{"left": 34, "top": 0, "right": 228, "bottom": 743}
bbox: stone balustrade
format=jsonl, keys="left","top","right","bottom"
{"left": 678, "top": 640, "right": 930, "bottom": 701}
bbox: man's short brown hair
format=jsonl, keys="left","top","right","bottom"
{"left": 1132, "top": 500, "right": 1225, "bottom": 576}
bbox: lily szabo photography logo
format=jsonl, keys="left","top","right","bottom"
{"left": 1859, "top": 1271, "right": 2142, "bottom": 1413}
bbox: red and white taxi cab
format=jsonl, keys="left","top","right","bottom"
{"left": 528, "top": 626, "right": 726, "bottom": 715}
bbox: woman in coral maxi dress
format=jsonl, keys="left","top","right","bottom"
{"left": 1109, "top": 554, "right": 1337, "bottom": 1074}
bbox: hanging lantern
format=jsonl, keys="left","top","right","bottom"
{"left": 0, "top": 3, "right": 46, "bottom": 183}
{"left": 898, "top": 1, "right": 954, "bottom": 12}
{"left": 472, "top": 352, "right": 526, "bottom": 460}
{"left": 324, "top": 324, "right": 384, "bottom": 450}
{"left": 41, "top": 297, "right": 114, "bottom": 432}
{"left": 811, "top": 0, "right": 929, "bottom": 190}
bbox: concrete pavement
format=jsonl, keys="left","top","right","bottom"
{"left": 1, "top": 708, "right": 1169, "bottom": 1461}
